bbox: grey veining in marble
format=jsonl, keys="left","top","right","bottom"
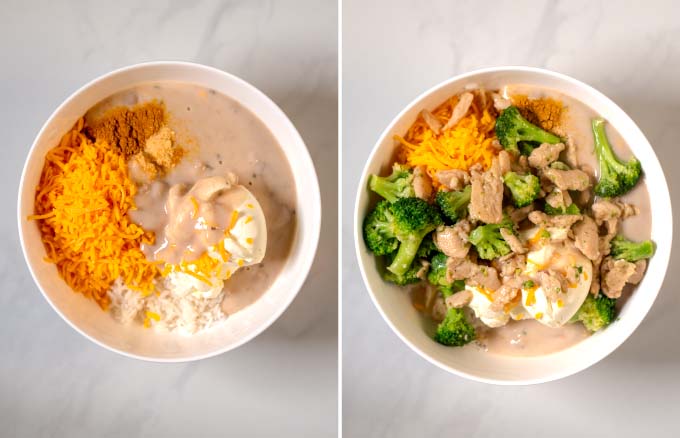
{"left": 342, "top": 0, "right": 680, "bottom": 437}
{"left": 1, "top": 0, "right": 337, "bottom": 437}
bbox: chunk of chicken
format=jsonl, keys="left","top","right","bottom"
{"left": 442, "top": 92, "right": 474, "bottom": 131}
{"left": 573, "top": 216, "right": 600, "bottom": 261}
{"left": 433, "top": 221, "right": 471, "bottom": 259}
{"left": 435, "top": 169, "right": 470, "bottom": 191}
{"left": 590, "top": 256, "right": 602, "bottom": 295}
{"left": 469, "top": 160, "right": 503, "bottom": 224}
{"left": 506, "top": 204, "right": 534, "bottom": 223}
{"left": 541, "top": 168, "right": 591, "bottom": 191}
{"left": 445, "top": 290, "right": 473, "bottom": 309}
{"left": 600, "top": 257, "right": 637, "bottom": 298}
{"left": 492, "top": 93, "right": 511, "bottom": 112}
{"left": 412, "top": 165, "right": 433, "bottom": 201}
{"left": 494, "top": 253, "right": 527, "bottom": 279}
{"left": 591, "top": 199, "right": 639, "bottom": 226}
{"left": 420, "top": 109, "right": 442, "bottom": 134}
{"left": 528, "top": 142, "right": 566, "bottom": 169}
{"left": 446, "top": 257, "right": 501, "bottom": 291}
{"left": 564, "top": 137, "right": 579, "bottom": 168}
{"left": 545, "top": 189, "right": 572, "bottom": 210}
{"left": 500, "top": 227, "right": 526, "bottom": 254}
{"left": 535, "top": 270, "right": 569, "bottom": 301}
{"left": 528, "top": 211, "right": 582, "bottom": 229}
{"left": 490, "top": 284, "right": 521, "bottom": 312}
{"left": 498, "top": 150, "right": 513, "bottom": 176}
{"left": 628, "top": 260, "right": 647, "bottom": 285}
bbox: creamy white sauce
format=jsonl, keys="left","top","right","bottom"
{"left": 86, "top": 82, "right": 297, "bottom": 315}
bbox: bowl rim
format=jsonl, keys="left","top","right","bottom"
{"left": 17, "top": 60, "right": 321, "bottom": 362}
{"left": 353, "top": 65, "right": 673, "bottom": 385}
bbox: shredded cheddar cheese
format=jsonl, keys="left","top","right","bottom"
{"left": 397, "top": 94, "right": 499, "bottom": 185}
{"left": 29, "top": 119, "right": 158, "bottom": 309}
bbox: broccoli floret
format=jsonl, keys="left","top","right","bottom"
{"left": 572, "top": 294, "right": 616, "bottom": 332}
{"left": 468, "top": 217, "right": 515, "bottom": 260}
{"left": 503, "top": 172, "right": 541, "bottom": 207}
{"left": 495, "top": 106, "right": 562, "bottom": 154}
{"left": 544, "top": 203, "right": 580, "bottom": 215}
{"left": 416, "top": 234, "right": 438, "bottom": 259}
{"left": 386, "top": 197, "right": 443, "bottom": 276}
{"left": 363, "top": 200, "right": 398, "bottom": 255}
{"left": 610, "top": 235, "right": 655, "bottom": 262}
{"left": 434, "top": 308, "right": 476, "bottom": 346}
{"left": 383, "top": 264, "right": 423, "bottom": 286}
{"left": 435, "top": 185, "right": 471, "bottom": 223}
{"left": 592, "top": 118, "right": 642, "bottom": 197}
{"left": 427, "top": 252, "right": 465, "bottom": 297}
{"left": 368, "top": 163, "right": 415, "bottom": 202}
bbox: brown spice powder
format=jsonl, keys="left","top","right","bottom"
{"left": 86, "top": 101, "right": 165, "bottom": 157}
{"left": 511, "top": 94, "right": 564, "bottom": 131}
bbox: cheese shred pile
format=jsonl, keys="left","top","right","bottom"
{"left": 29, "top": 119, "right": 159, "bottom": 309}
{"left": 397, "top": 93, "right": 499, "bottom": 185}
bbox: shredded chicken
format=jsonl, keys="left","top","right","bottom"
{"left": 420, "top": 109, "right": 443, "bottom": 134}
{"left": 528, "top": 211, "right": 582, "bottom": 229}
{"left": 442, "top": 92, "right": 474, "bottom": 131}
{"left": 573, "top": 216, "right": 600, "bottom": 261}
{"left": 601, "top": 257, "right": 637, "bottom": 298}
{"left": 591, "top": 199, "right": 639, "bottom": 226}
{"left": 446, "top": 257, "right": 501, "bottom": 291}
{"left": 435, "top": 169, "right": 469, "bottom": 191}
{"left": 498, "top": 150, "right": 513, "bottom": 176}
{"left": 528, "top": 142, "right": 566, "bottom": 169}
{"left": 494, "top": 254, "right": 527, "bottom": 279}
{"left": 541, "top": 168, "right": 591, "bottom": 191}
{"left": 564, "top": 137, "right": 579, "bottom": 168}
{"left": 500, "top": 227, "right": 526, "bottom": 254}
{"left": 507, "top": 204, "right": 534, "bottom": 223}
{"left": 535, "top": 270, "right": 569, "bottom": 301}
{"left": 412, "top": 165, "right": 433, "bottom": 201}
{"left": 492, "top": 93, "right": 511, "bottom": 112}
{"left": 445, "top": 290, "right": 473, "bottom": 309}
{"left": 545, "top": 189, "right": 572, "bottom": 210}
{"left": 469, "top": 161, "right": 503, "bottom": 224}
{"left": 434, "top": 221, "right": 471, "bottom": 258}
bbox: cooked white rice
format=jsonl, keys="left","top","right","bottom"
{"left": 108, "top": 277, "right": 226, "bottom": 334}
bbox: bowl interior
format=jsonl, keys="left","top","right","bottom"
{"left": 19, "top": 63, "right": 320, "bottom": 361}
{"left": 355, "top": 67, "right": 672, "bottom": 384}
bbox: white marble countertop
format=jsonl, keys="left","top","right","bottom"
{"left": 342, "top": 0, "right": 680, "bottom": 436}
{"left": 1, "top": 1, "right": 337, "bottom": 436}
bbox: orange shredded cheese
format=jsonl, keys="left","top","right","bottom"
{"left": 397, "top": 93, "right": 499, "bottom": 185}
{"left": 29, "top": 119, "right": 158, "bottom": 309}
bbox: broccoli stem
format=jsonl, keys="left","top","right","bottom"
{"left": 387, "top": 235, "right": 425, "bottom": 276}
{"left": 592, "top": 119, "right": 615, "bottom": 165}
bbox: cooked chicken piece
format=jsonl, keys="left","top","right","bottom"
{"left": 545, "top": 188, "right": 572, "bottom": 210}
{"left": 490, "top": 138, "right": 503, "bottom": 151}
{"left": 565, "top": 264, "right": 581, "bottom": 285}
{"left": 628, "top": 260, "right": 647, "bottom": 285}
{"left": 514, "top": 155, "right": 530, "bottom": 173}
{"left": 528, "top": 142, "right": 566, "bottom": 169}
{"left": 599, "top": 218, "right": 618, "bottom": 257}
{"left": 433, "top": 221, "right": 471, "bottom": 258}
{"left": 601, "top": 257, "right": 637, "bottom": 298}
{"left": 574, "top": 187, "right": 591, "bottom": 207}
{"left": 590, "top": 256, "right": 602, "bottom": 295}
{"left": 436, "top": 169, "right": 470, "bottom": 191}
{"left": 541, "top": 168, "right": 591, "bottom": 191}
{"left": 564, "top": 137, "right": 579, "bottom": 168}
{"left": 416, "top": 260, "right": 430, "bottom": 281}
{"left": 445, "top": 290, "right": 473, "bottom": 309}
{"left": 591, "top": 199, "right": 639, "bottom": 226}
{"left": 535, "top": 270, "right": 569, "bottom": 301}
{"left": 494, "top": 253, "right": 527, "bottom": 279}
{"left": 446, "top": 257, "right": 501, "bottom": 291}
{"left": 507, "top": 204, "right": 534, "bottom": 223}
{"left": 490, "top": 284, "right": 521, "bottom": 312}
{"left": 431, "top": 296, "right": 448, "bottom": 321}
{"left": 573, "top": 216, "right": 600, "bottom": 261}
{"left": 469, "top": 160, "right": 503, "bottom": 224}
{"left": 498, "top": 150, "right": 513, "bottom": 176}
{"left": 500, "top": 227, "right": 526, "bottom": 254}
{"left": 492, "top": 93, "right": 511, "bottom": 112}
{"left": 420, "top": 109, "right": 443, "bottom": 134}
{"left": 412, "top": 165, "right": 433, "bottom": 201}
{"left": 442, "top": 92, "right": 474, "bottom": 131}
{"left": 528, "top": 211, "right": 582, "bottom": 229}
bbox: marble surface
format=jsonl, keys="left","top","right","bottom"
{"left": 342, "top": 0, "right": 680, "bottom": 436}
{"left": 1, "top": 1, "right": 337, "bottom": 437}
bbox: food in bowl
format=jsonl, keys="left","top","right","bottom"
{"left": 362, "top": 85, "right": 655, "bottom": 356}
{"left": 28, "top": 81, "right": 296, "bottom": 334}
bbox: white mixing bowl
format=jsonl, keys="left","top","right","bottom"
{"left": 354, "top": 67, "right": 672, "bottom": 384}
{"left": 18, "top": 62, "right": 321, "bottom": 362}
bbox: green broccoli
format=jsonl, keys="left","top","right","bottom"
{"left": 416, "top": 234, "right": 438, "bottom": 259}
{"left": 503, "top": 172, "right": 541, "bottom": 207}
{"left": 610, "top": 235, "right": 655, "bottom": 262}
{"left": 383, "top": 260, "right": 423, "bottom": 286}
{"left": 572, "top": 294, "right": 616, "bottom": 332}
{"left": 468, "top": 217, "right": 515, "bottom": 260}
{"left": 592, "top": 118, "right": 642, "bottom": 197}
{"left": 544, "top": 203, "right": 581, "bottom": 215}
{"left": 494, "top": 106, "right": 562, "bottom": 154}
{"left": 427, "top": 252, "right": 465, "bottom": 297}
{"left": 386, "top": 197, "right": 443, "bottom": 276}
{"left": 363, "top": 200, "right": 398, "bottom": 255}
{"left": 434, "top": 308, "right": 476, "bottom": 346}
{"left": 435, "top": 185, "right": 471, "bottom": 223}
{"left": 368, "top": 163, "right": 415, "bottom": 202}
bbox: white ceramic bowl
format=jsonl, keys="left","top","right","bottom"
{"left": 354, "top": 66, "right": 672, "bottom": 384}
{"left": 18, "top": 62, "right": 321, "bottom": 362}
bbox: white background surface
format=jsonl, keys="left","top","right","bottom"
{"left": 343, "top": 0, "right": 680, "bottom": 436}
{"left": 1, "top": 0, "right": 337, "bottom": 436}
